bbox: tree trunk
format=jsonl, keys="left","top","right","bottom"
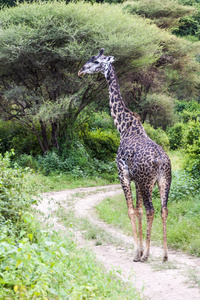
{"left": 51, "top": 120, "right": 59, "bottom": 149}
{"left": 39, "top": 120, "right": 49, "bottom": 153}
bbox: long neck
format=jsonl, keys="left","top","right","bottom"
{"left": 105, "top": 64, "right": 140, "bottom": 135}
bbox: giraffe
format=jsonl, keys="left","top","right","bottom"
{"left": 78, "top": 49, "right": 171, "bottom": 262}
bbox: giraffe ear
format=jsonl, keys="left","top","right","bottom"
{"left": 99, "top": 48, "right": 104, "bottom": 56}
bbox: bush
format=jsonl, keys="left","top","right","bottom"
{"left": 123, "top": 0, "right": 194, "bottom": 28}
{"left": 143, "top": 123, "right": 170, "bottom": 151}
{"left": 167, "top": 122, "right": 185, "bottom": 150}
{"left": 182, "top": 120, "right": 200, "bottom": 146}
{"left": 15, "top": 154, "right": 39, "bottom": 170}
{"left": 83, "top": 129, "right": 120, "bottom": 162}
{"left": 184, "top": 137, "right": 200, "bottom": 179}
{"left": 35, "top": 146, "right": 118, "bottom": 181}
{"left": 89, "top": 112, "right": 116, "bottom": 131}
{"left": 143, "top": 93, "right": 176, "bottom": 130}
{"left": 36, "top": 141, "right": 90, "bottom": 175}
{"left": 168, "top": 170, "right": 199, "bottom": 202}
{"left": 0, "top": 151, "right": 36, "bottom": 226}
{"left": 0, "top": 120, "right": 42, "bottom": 156}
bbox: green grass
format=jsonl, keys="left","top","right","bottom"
{"left": 167, "top": 149, "right": 186, "bottom": 171}
{"left": 27, "top": 172, "right": 119, "bottom": 192}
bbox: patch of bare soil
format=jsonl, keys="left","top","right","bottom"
{"left": 37, "top": 185, "right": 200, "bottom": 300}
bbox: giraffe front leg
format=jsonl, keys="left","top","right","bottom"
{"left": 117, "top": 160, "right": 140, "bottom": 261}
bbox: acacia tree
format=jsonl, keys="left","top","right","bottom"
{"left": 0, "top": 1, "right": 164, "bottom": 152}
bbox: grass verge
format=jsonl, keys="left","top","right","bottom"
{"left": 28, "top": 172, "right": 120, "bottom": 192}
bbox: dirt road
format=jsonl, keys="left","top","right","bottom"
{"left": 37, "top": 185, "right": 200, "bottom": 300}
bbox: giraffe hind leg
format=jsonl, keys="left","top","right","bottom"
{"left": 122, "top": 182, "right": 141, "bottom": 262}
{"left": 135, "top": 183, "right": 144, "bottom": 258}
{"left": 140, "top": 186, "right": 155, "bottom": 262}
{"left": 117, "top": 161, "right": 141, "bottom": 261}
{"left": 157, "top": 176, "right": 171, "bottom": 262}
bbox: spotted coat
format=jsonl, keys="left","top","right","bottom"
{"left": 78, "top": 49, "right": 172, "bottom": 262}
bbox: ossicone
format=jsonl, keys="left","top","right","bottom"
{"left": 99, "top": 48, "right": 104, "bottom": 56}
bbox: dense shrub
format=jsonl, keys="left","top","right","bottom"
{"left": 0, "top": 151, "right": 36, "bottom": 227}
{"left": 89, "top": 112, "right": 116, "bottom": 131}
{"left": 175, "top": 100, "right": 200, "bottom": 123}
{"left": 37, "top": 142, "right": 90, "bottom": 176}
{"left": 182, "top": 120, "right": 200, "bottom": 146}
{"left": 175, "top": 100, "right": 200, "bottom": 114}
{"left": 169, "top": 170, "right": 199, "bottom": 202}
{"left": 167, "top": 123, "right": 185, "bottom": 150}
{"left": 184, "top": 137, "right": 200, "bottom": 179}
{"left": 143, "top": 123, "right": 170, "bottom": 151}
{"left": 143, "top": 93, "right": 176, "bottom": 130}
{"left": 83, "top": 129, "right": 120, "bottom": 162}
{"left": 123, "top": 0, "right": 194, "bottom": 28}
{"left": 0, "top": 120, "right": 42, "bottom": 156}
{"left": 15, "top": 154, "right": 39, "bottom": 170}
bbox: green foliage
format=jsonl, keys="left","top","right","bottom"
{"left": 167, "top": 122, "right": 185, "bottom": 149}
{"left": 183, "top": 120, "right": 200, "bottom": 146}
{"left": 172, "top": 8, "right": 200, "bottom": 40}
{"left": 123, "top": 0, "right": 194, "bottom": 28}
{"left": 39, "top": 140, "right": 89, "bottom": 174}
{"left": 184, "top": 137, "right": 200, "bottom": 179}
{"left": 143, "top": 93, "right": 176, "bottom": 130}
{"left": 0, "top": 151, "right": 36, "bottom": 226}
{"left": 89, "top": 112, "right": 116, "bottom": 131}
{"left": 0, "top": 120, "right": 42, "bottom": 156}
{"left": 0, "top": 153, "right": 138, "bottom": 299}
{"left": 83, "top": 129, "right": 120, "bottom": 162}
{"left": 16, "top": 147, "right": 118, "bottom": 182}
{"left": 168, "top": 170, "right": 199, "bottom": 202}
{"left": 143, "top": 123, "right": 170, "bottom": 151}
{"left": 0, "top": 218, "right": 140, "bottom": 299}
{"left": 176, "top": 101, "right": 200, "bottom": 123}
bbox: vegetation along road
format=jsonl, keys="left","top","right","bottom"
{"left": 37, "top": 185, "right": 200, "bottom": 300}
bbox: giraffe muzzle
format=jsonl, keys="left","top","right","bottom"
{"left": 78, "top": 70, "right": 85, "bottom": 77}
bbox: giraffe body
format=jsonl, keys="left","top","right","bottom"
{"left": 78, "top": 49, "right": 171, "bottom": 262}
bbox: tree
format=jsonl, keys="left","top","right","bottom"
{"left": 0, "top": 1, "right": 163, "bottom": 153}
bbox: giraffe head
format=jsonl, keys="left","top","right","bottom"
{"left": 78, "top": 49, "right": 114, "bottom": 77}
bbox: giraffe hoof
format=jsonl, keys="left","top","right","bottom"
{"left": 133, "top": 256, "right": 141, "bottom": 262}
{"left": 141, "top": 255, "right": 148, "bottom": 262}
{"left": 163, "top": 255, "right": 168, "bottom": 262}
